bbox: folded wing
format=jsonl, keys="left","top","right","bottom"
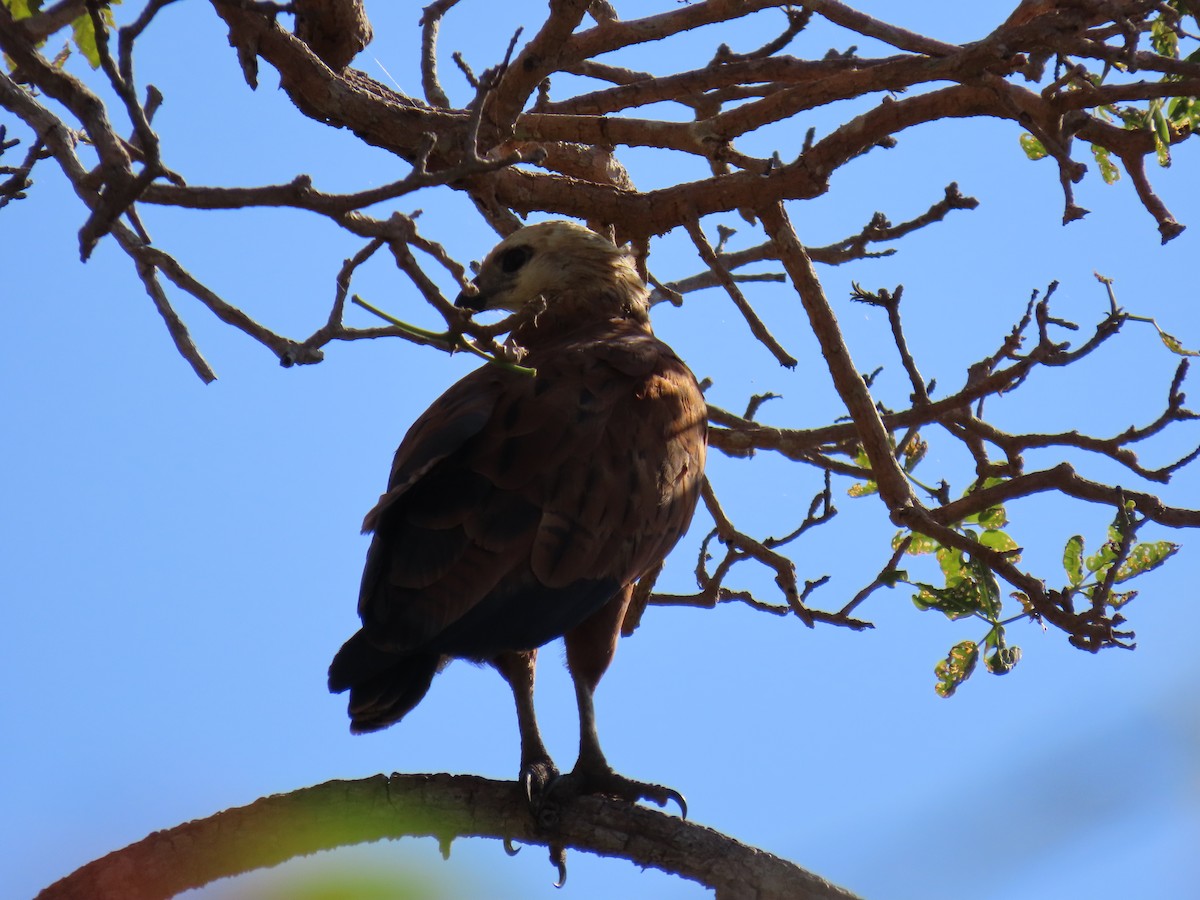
{"left": 328, "top": 322, "right": 705, "bottom": 732}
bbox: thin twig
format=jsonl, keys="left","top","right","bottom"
{"left": 684, "top": 217, "right": 797, "bottom": 368}
{"left": 419, "top": 0, "right": 460, "bottom": 108}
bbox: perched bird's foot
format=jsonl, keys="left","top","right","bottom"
{"left": 520, "top": 757, "right": 570, "bottom": 886}
{"left": 552, "top": 765, "right": 688, "bottom": 819}
{"left": 529, "top": 764, "right": 683, "bottom": 890}
{"left": 520, "top": 757, "right": 562, "bottom": 829}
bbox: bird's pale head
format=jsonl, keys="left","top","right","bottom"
{"left": 456, "top": 221, "right": 650, "bottom": 329}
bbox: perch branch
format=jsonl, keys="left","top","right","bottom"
{"left": 37, "top": 775, "right": 861, "bottom": 900}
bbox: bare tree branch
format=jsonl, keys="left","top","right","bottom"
{"left": 37, "top": 775, "right": 861, "bottom": 900}
{"left": 760, "top": 201, "right": 915, "bottom": 512}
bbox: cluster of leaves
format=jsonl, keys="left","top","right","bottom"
{"left": 837, "top": 273, "right": 1195, "bottom": 696}
{"left": 2, "top": 0, "right": 114, "bottom": 70}
{"left": 1150, "top": 5, "right": 1200, "bottom": 151}
{"left": 1059, "top": 502, "right": 1179, "bottom": 623}
{"left": 889, "top": 491, "right": 1024, "bottom": 697}
{"left": 892, "top": 496, "right": 1177, "bottom": 697}
{"left": 1020, "top": 2, "right": 1200, "bottom": 180}
{"left": 846, "top": 430, "right": 929, "bottom": 500}
{"left": 848, "top": 456, "right": 1029, "bottom": 695}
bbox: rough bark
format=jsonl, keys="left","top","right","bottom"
{"left": 37, "top": 774, "right": 861, "bottom": 900}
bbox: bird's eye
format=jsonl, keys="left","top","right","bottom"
{"left": 498, "top": 245, "right": 533, "bottom": 274}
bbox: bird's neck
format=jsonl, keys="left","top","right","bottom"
{"left": 510, "top": 309, "right": 654, "bottom": 356}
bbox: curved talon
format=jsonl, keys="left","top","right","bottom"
{"left": 522, "top": 770, "right": 535, "bottom": 807}
{"left": 665, "top": 787, "right": 688, "bottom": 820}
{"left": 520, "top": 759, "right": 562, "bottom": 822}
{"left": 551, "top": 845, "right": 568, "bottom": 888}
{"left": 503, "top": 836, "right": 521, "bottom": 857}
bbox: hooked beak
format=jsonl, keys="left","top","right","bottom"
{"left": 455, "top": 284, "right": 484, "bottom": 311}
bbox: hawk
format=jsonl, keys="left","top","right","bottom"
{"left": 329, "top": 221, "right": 707, "bottom": 813}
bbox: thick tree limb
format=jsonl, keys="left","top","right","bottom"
{"left": 37, "top": 775, "right": 861, "bottom": 900}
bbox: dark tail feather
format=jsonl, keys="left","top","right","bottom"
{"left": 329, "top": 630, "right": 440, "bottom": 734}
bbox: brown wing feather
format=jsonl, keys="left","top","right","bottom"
{"left": 330, "top": 319, "right": 706, "bottom": 730}
{"left": 531, "top": 325, "right": 707, "bottom": 588}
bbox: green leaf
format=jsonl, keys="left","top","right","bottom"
{"left": 879, "top": 568, "right": 907, "bottom": 588}
{"left": 1167, "top": 94, "right": 1200, "bottom": 130}
{"left": 983, "top": 624, "right": 1003, "bottom": 650}
{"left": 848, "top": 480, "right": 878, "bottom": 498}
{"left": 1111, "top": 500, "right": 1137, "bottom": 543}
{"left": 1114, "top": 540, "right": 1179, "bottom": 582}
{"left": 894, "top": 530, "right": 938, "bottom": 555}
{"left": 1012, "top": 591, "right": 1035, "bottom": 615}
{"left": 1151, "top": 16, "right": 1179, "bottom": 58}
{"left": 912, "top": 587, "right": 937, "bottom": 612}
{"left": 977, "top": 505, "right": 1008, "bottom": 529}
{"left": 1085, "top": 509, "right": 1125, "bottom": 574}
{"left": 986, "top": 644, "right": 1022, "bottom": 675}
{"left": 1149, "top": 100, "right": 1172, "bottom": 167}
{"left": 934, "top": 640, "right": 978, "bottom": 698}
{"left": 70, "top": 12, "right": 102, "bottom": 69}
{"left": 1091, "top": 144, "right": 1121, "bottom": 184}
{"left": 1063, "top": 534, "right": 1085, "bottom": 586}
{"left": 66, "top": 2, "right": 119, "bottom": 70}
{"left": 1085, "top": 542, "right": 1118, "bottom": 576}
{"left": 1109, "top": 589, "right": 1138, "bottom": 609}
{"left": 1019, "top": 133, "right": 1048, "bottom": 161}
{"left": 936, "top": 545, "right": 966, "bottom": 585}
{"left": 912, "top": 581, "right": 980, "bottom": 620}
{"left": 1155, "top": 325, "right": 1200, "bottom": 357}
{"left": 902, "top": 435, "right": 928, "bottom": 472}
{"left": 912, "top": 571, "right": 996, "bottom": 621}
{"left": 982, "top": 625, "right": 1020, "bottom": 673}
{"left": 1119, "top": 106, "right": 1148, "bottom": 130}
{"left": 965, "top": 504, "right": 1007, "bottom": 528}
{"left": 963, "top": 553, "right": 1003, "bottom": 620}
{"left": 4, "top": 0, "right": 44, "bottom": 19}
{"left": 979, "top": 528, "right": 1019, "bottom": 557}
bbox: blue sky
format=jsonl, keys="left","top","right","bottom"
{"left": 3, "top": 3, "right": 1199, "bottom": 898}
